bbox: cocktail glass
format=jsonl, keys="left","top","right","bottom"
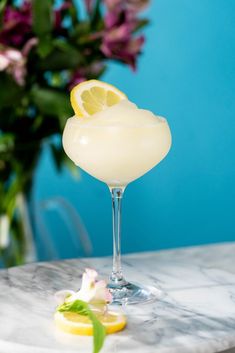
{"left": 63, "top": 111, "right": 171, "bottom": 304}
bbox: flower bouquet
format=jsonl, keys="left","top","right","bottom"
{"left": 0, "top": 0, "right": 149, "bottom": 266}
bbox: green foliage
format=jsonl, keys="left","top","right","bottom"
{"left": 91, "top": 0, "right": 103, "bottom": 28}
{"left": 32, "top": 0, "right": 53, "bottom": 57}
{"left": 30, "top": 86, "right": 72, "bottom": 118}
{"left": 0, "top": 133, "right": 14, "bottom": 153}
{"left": 37, "top": 36, "right": 53, "bottom": 58}
{"left": 0, "top": 0, "right": 7, "bottom": 25}
{"left": 58, "top": 300, "right": 106, "bottom": 353}
{"left": 0, "top": 74, "right": 23, "bottom": 108}
{"left": 39, "top": 41, "right": 84, "bottom": 71}
{"left": 32, "top": 0, "right": 53, "bottom": 36}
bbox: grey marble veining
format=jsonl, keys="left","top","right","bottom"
{"left": 1, "top": 242, "right": 235, "bottom": 353}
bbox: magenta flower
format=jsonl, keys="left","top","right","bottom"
{"left": 85, "top": 0, "right": 95, "bottom": 13}
{"left": 101, "top": 5, "right": 145, "bottom": 69}
{"left": 101, "top": 34, "right": 144, "bottom": 70}
{"left": 68, "top": 70, "right": 87, "bottom": 90}
{"left": 0, "top": 1, "right": 32, "bottom": 48}
{"left": 68, "top": 62, "right": 105, "bottom": 89}
{"left": 0, "top": 38, "right": 37, "bottom": 86}
{"left": 22, "top": 37, "right": 38, "bottom": 57}
{"left": 104, "top": 0, "right": 150, "bottom": 12}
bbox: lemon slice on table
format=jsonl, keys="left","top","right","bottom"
{"left": 54, "top": 310, "right": 126, "bottom": 336}
{"left": 70, "top": 79, "right": 127, "bottom": 117}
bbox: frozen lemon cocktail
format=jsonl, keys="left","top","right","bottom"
{"left": 63, "top": 81, "right": 171, "bottom": 187}
{"left": 63, "top": 80, "right": 171, "bottom": 304}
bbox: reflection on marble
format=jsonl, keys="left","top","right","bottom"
{"left": 1, "top": 242, "right": 235, "bottom": 353}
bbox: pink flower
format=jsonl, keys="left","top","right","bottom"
{"left": 104, "top": 0, "right": 150, "bottom": 12}
{"left": 68, "top": 62, "right": 105, "bottom": 89}
{"left": 67, "top": 268, "right": 112, "bottom": 304}
{"left": 55, "top": 268, "right": 112, "bottom": 308}
{"left": 101, "top": 35, "right": 144, "bottom": 70}
{"left": 0, "top": 48, "right": 26, "bottom": 86}
{"left": 0, "top": 38, "right": 37, "bottom": 86}
{"left": 85, "top": 0, "right": 95, "bottom": 13}
{"left": 22, "top": 37, "right": 38, "bottom": 57}
{"left": 101, "top": 6, "right": 145, "bottom": 70}
{"left": 68, "top": 70, "right": 86, "bottom": 90}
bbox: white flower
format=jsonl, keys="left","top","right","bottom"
{"left": 5, "top": 49, "right": 23, "bottom": 62}
{"left": 0, "top": 48, "right": 26, "bottom": 85}
{"left": 55, "top": 268, "right": 112, "bottom": 307}
{"left": 68, "top": 268, "right": 112, "bottom": 304}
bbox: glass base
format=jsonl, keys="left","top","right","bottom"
{"left": 108, "top": 281, "right": 162, "bottom": 305}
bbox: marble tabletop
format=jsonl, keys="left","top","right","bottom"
{"left": 1, "top": 242, "right": 235, "bottom": 353}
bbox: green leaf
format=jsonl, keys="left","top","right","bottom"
{"left": 0, "top": 134, "right": 14, "bottom": 153}
{"left": 0, "top": 0, "right": 7, "bottom": 26}
{"left": 89, "top": 311, "right": 106, "bottom": 353}
{"left": 37, "top": 35, "right": 53, "bottom": 58}
{"left": 73, "top": 21, "right": 90, "bottom": 37}
{"left": 2, "top": 178, "right": 21, "bottom": 218}
{"left": 68, "top": 2, "right": 79, "bottom": 26}
{"left": 32, "top": 0, "right": 53, "bottom": 58}
{"left": 91, "top": 0, "right": 102, "bottom": 27}
{"left": 30, "top": 86, "right": 72, "bottom": 119}
{"left": 58, "top": 300, "right": 90, "bottom": 316}
{"left": 0, "top": 74, "right": 23, "bottom": 108}
{"left": 32, "top": 0, "right": 53, "bottom": 36}
{"left": 58, "top": 300, "right": 106, "bottom": 353}
{"left": 39, "top": 41, "right": 84, "bottom": 71}
{"left": 0, "top": 0, "right": 7, "bottom": 13}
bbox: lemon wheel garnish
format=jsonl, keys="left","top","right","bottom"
{"left": 70, "top": 79, "right": 127, "bottom": 117}
{"left": 54, "top": 310, "right": 126, "bottom": 336}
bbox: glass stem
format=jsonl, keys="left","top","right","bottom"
{"left": 109, "top": 187, "right": 127, "bottom": 286}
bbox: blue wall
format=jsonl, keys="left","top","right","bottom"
{"left": 35, "top": 0, "right": 235, "bottom": 259}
